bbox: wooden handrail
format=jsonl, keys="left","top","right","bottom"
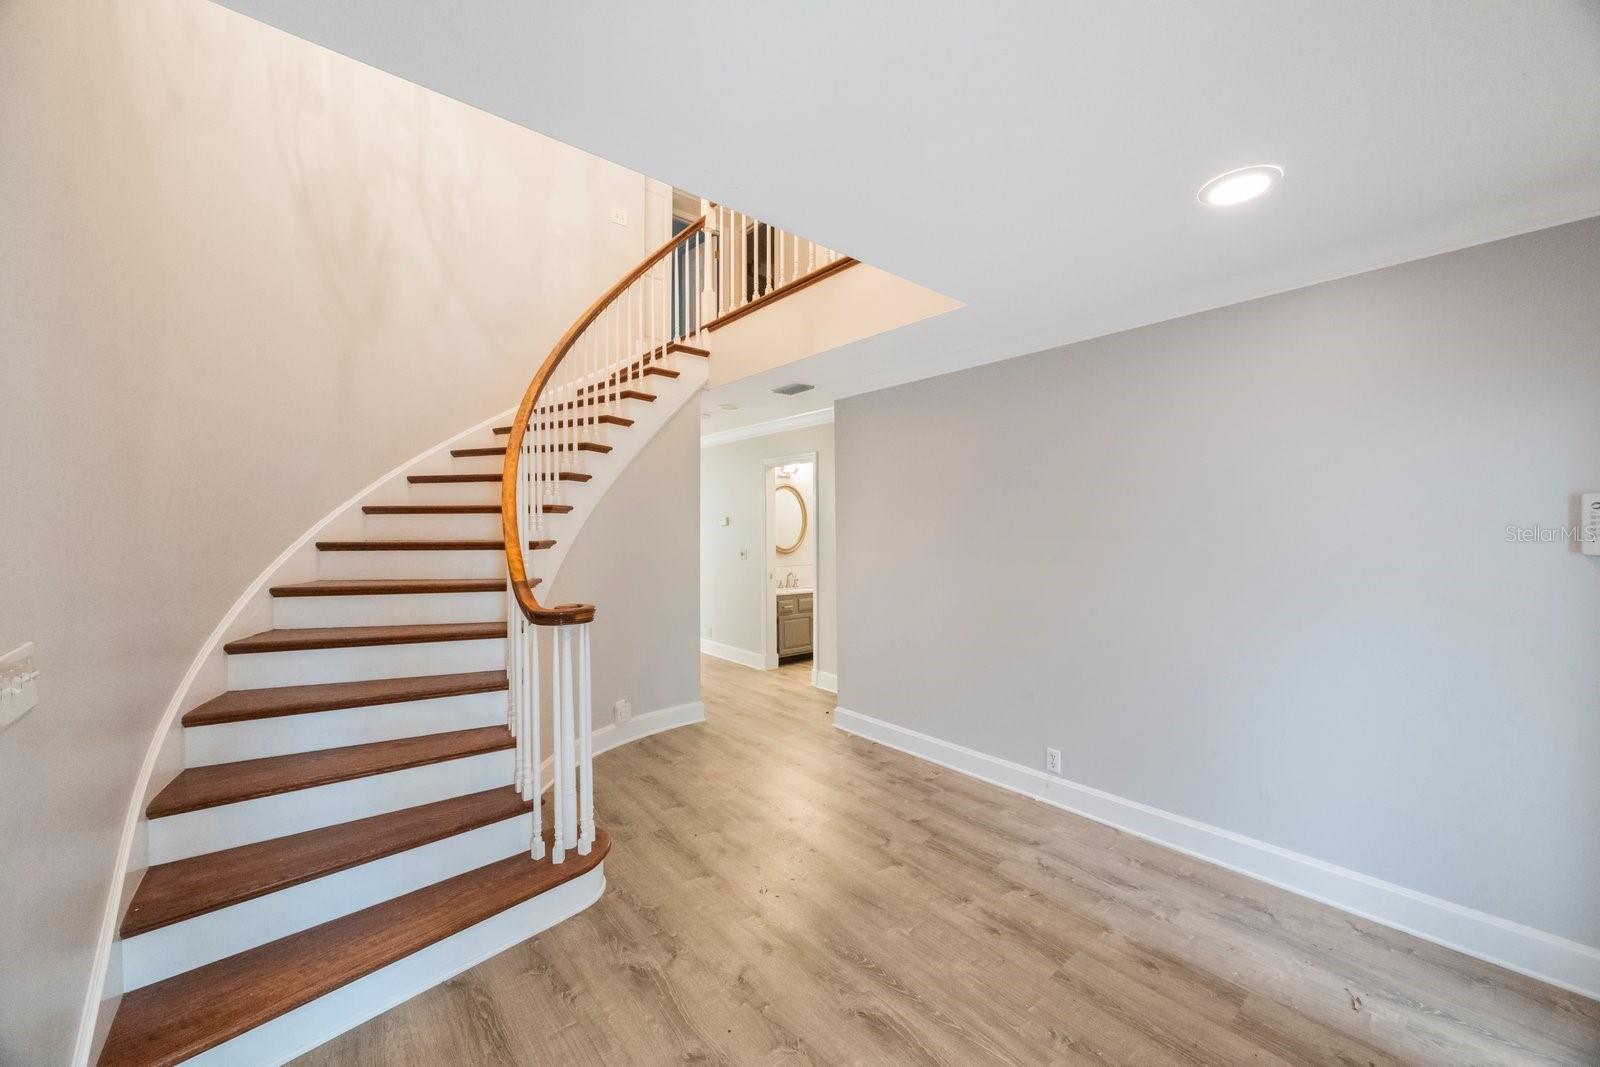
{"left": 500, "top": 217, "right": 707, "bottom": 625}
{"left": 703, "top": 256, "right": 859, "bottom": 332}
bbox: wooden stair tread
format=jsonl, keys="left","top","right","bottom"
{"left": 224, "top": 621, "right": 504, "bottom": 655}
{"left": 121, "top": 788, "right": 532, "bottom": 938}
{"left": 408, "top": 473, "right": 500, "bottom": 484}
{"left": 494, "top": 414, "right": 632, "bottom": 434}
{"left": 452, "top": 443, "right": 612, "bottom": 458}
{"left": 182, "top": 670, "right": 508, "bottom": 727}
{"left": 362, "top": 504, "right": 501, "bottom": 515}
{"left": 408, "top": 472, "right": 591, "bottom": 484}
{"left": 581, "top": 364, "right": 677, "bottom": 394}
{"left": 315, "top": 539, "right": 506, "bottom": 552}
{"left": 98, "top": 832, "right": 608, "bottom": 1066}
{"left": 269, "top": 578, "right": 514, "bottom": 598}
{"left": 542, "top": 389, "right": 654, "bottom": 408}
{"left": 146, "top": 726, "right": 513, "bottom": 817}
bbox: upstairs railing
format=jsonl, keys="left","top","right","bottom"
{"left": 501, "top": 203, "right": 851, "bottom": 864}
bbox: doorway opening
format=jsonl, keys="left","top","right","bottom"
{"left": 763, "top": 453, "right": 817, "bottom": 672}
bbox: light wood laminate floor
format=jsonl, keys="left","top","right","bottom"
{"left": 297, "top": 657, "right": 1600, "bottom": 1065}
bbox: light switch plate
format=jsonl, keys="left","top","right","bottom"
{"left": 0, "top": 642, "right": 39, "bottom": 731}
{"left": 1583, "top": 493, "right": 1600, "bottom": 556}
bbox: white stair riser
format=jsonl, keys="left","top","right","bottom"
{"left": 122, "top": 813, "right": 534, "bottom": 991}
{"left": 185, "top": 691, "right": 508, "bottom": 765}
{"left": 450, "top": 454, "right": 508, "bottom": 474}
{"left": 273, "top": 590, "right": 505, "bottom": 628}
{"left": 228, "top": 637, "right": 504, "bottom": 689}
{"left": 148, "top": 749, "right": 512, "bottom": 863}
{"left": 186, "top": 865, "right": 604, "bottom": 1067}
{"left": 363, "top": 512, "right": 504, "bottom": 539}
{"left": 360, "top": 510, "right": 576, "bottom": 545}
{"left": 406, "top": 479, "right": 597, "bottom": 508}
{"left": 406, "top": 481, "right": 504, "bottom": 506}
{"left": 317, "top": 549, "right": 508, "bottom": 581}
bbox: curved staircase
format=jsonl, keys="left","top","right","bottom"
{"left": 92, "top": 209, "right": 847, "bottom": 1064}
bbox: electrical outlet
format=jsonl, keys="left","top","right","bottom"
{"left": 0, "top": 642, "right": 40, "bottom": 732}
{"left": 738, "top": 548, "right": 748, "bottom": 560}
{"left": 609, "top": 206, "right": 629, "bottom": 226}
{"left": 1045, "top": 747, "right": 1062, "bottom": 775}
{"left": 614, "top": 698, "right": 633, "bottom": 724}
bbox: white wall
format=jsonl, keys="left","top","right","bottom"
{"left": 707, "top": 264, "right": 960, "bottom": 389}
{"left": 771, "top": 462, "right": 817, "bottom": 592}
{"left": 546, "top": 401, "right": 702, "bottom": 727}
{"left": 837, "top": 218, "right": 1600, "bottom": 969}
{"left": 701, "top": 421, "right": 837, "bottom": 682}
{"left": 0, "top": 0, "right": 655, "bottom": 1059}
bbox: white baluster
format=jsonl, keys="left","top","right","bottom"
{"left": 559, "top": 625, "right": 578, "bottom": 852}
{"left": 549, "top": 622, "right": 565, "bottom": 864}
{"left": 526, "top": 620, "right": 544, "bottom": 859}
{"left": 506, "top": 581, "right": 517, "bottom": 729}
{"left": 577, "top": 622, "right": 595, "bottom": 855}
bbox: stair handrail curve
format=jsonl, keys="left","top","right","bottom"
{"left": 498, "top": 204, "right": 852, "bottom": 868}
{"left": 499, "top": 214, "right": 707, "bottom": 626}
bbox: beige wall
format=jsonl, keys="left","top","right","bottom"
{"left": 701, "top": 422, "right": 837, "bottom": 681}
{"left": 547, "top": 401, "right": 702, "bottom": 728}
{"left": 837, "top": 217, "right": 1600, "bottom": 952}
{"left": 0, "top": 0, "right": 656, "bottom": 1059}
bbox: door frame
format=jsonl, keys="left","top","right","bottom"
{"left": 760, "top": 451, "right": 819, "bottom": 671}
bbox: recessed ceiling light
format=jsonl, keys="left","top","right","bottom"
{"left": 772, "top": 383, "right": 815, "bottom": 396}
{"left": 1197, "top": 164, "right": 1282, "bottom": 207}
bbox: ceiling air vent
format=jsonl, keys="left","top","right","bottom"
{"left": 772, "top": 383, "right": 815, "bottom": 396}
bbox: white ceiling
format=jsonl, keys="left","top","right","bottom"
{"left": 217, "top": 0, "right": 1600, "bottom": 434}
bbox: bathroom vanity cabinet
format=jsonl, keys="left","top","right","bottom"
{"left": 776, "top": 591, "right": 814, "bottom": 658}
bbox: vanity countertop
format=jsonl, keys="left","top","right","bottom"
{"left": 776, "top": 588, "right": 814, "bottom": 596}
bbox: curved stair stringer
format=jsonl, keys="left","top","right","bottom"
{"left": 81, "top": 357, "right": 707, "bottom": 1067}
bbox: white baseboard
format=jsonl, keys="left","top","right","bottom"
{"left": 833, "top": 707, "right": 1600, "bottom": 1001}
{"left": 596, "top": 700, "right": 704, "bottom": 755}
{"left": 812, "top": 670, "right": 838, "bottom": 693}
{"left": 700, "top": 639, "right": 765, "bottom": 670}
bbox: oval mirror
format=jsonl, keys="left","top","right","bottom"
{"left": 774, "top": 483, "right": 808, "bottom": 555}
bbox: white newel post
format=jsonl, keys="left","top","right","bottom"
{"left": 558, "top": 625, "right": 579, "bottom": 854}
{"left": 578, "top": 623, "right": 595, "bottom": 855}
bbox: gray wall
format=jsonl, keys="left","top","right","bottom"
{"left": 701, "top": 422, "right": 838, "bottom": 678}
{"left": 548, "top": 401, "right": 702, "bottom": 726}
{"left": 0, "top": 0, "right": 653, "bottom": 1059}
{"left": 837, "top": 217, "right": 1600, "bottom": 948}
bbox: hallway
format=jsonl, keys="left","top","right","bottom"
{"left": 297, "top": 658, "right": 1600, "bottom": 1065}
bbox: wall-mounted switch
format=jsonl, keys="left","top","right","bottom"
{"left": 1583, "top": 494, "right": 1600, "bottom": 556}
{"left": 0, "top": 643, "right": 39, "bottom": 731}
{"left": 738, "top": 548, "right": 748, "bottom": 560}
{"left": 720, "top": 516, "right": 730, "bottom": 526}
